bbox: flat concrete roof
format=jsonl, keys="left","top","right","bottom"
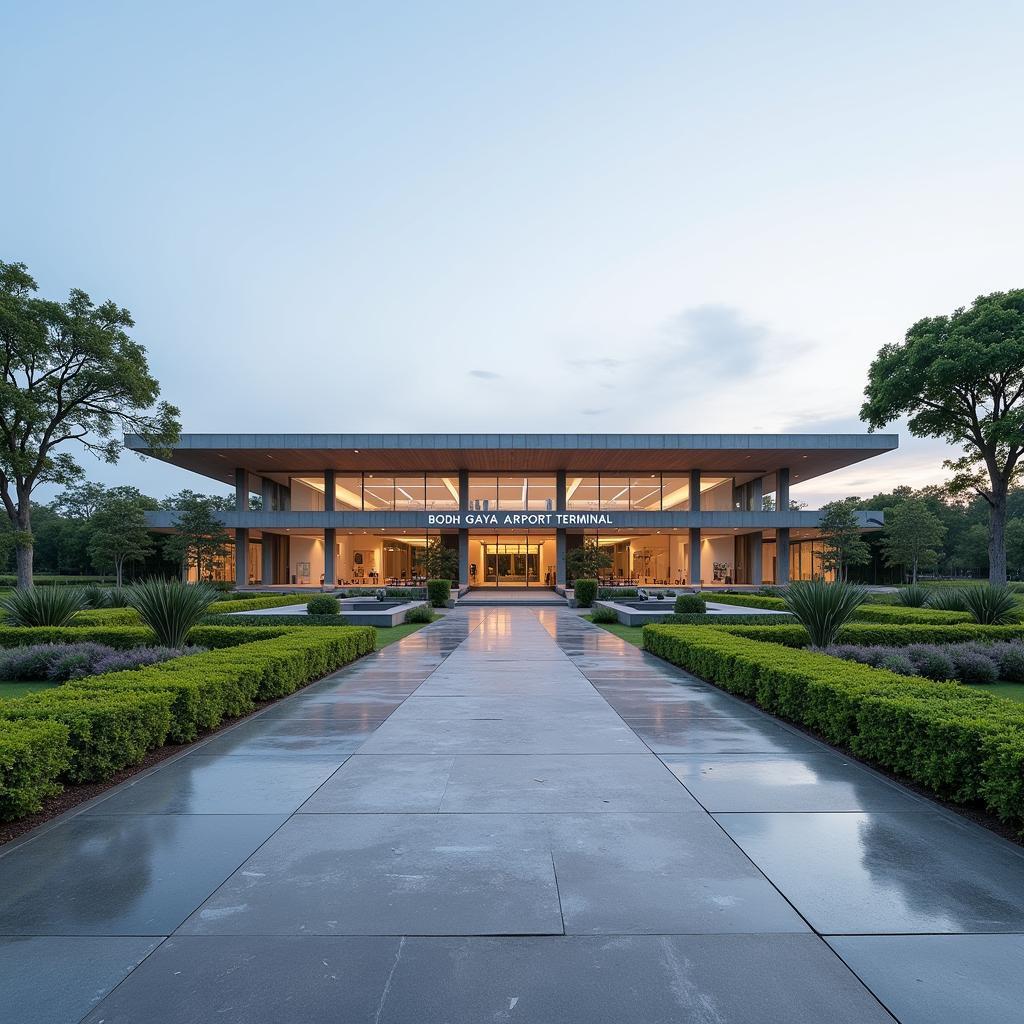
{"left": 125, "top": 432, "right": 898, "bottom": 485}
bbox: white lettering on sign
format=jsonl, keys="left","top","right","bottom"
{"left": 426, "top": 512, "right": 616, "bottom": 528}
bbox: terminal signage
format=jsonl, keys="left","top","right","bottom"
{"left": 427, "top": 512, "right": 616, "bottom": 528}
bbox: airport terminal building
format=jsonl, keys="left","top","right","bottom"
{"left": 128, "top": 433, "right": 897, "bottom": 590}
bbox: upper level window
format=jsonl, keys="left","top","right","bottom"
{"left": 395, "top": 476, "right": 426, "bottom": 511}
{"left": 629, "top": 476, "right": 661, "bottom": 511}
{"left": 661, "top": 475, "right": 690, "bottom": 511}
{"left": 426, "top": 475, "right": 459, "bottom": 510}
{"left": 566, "top": 476, "right": 599, "bottom": 510}
{"left": 290, "top": 475, "right": 326, "bottom": 511}
{"left": 599, "top": 476, "right": 630, "bottom": 510}
{"left": 334, "top": 475, "right": 362, "bottom": 511}
{"left": 362, "top": 475, "right": 395, "bottom": 511}
{"left": 699, "top": 476, "right": 733, "bottom": 511}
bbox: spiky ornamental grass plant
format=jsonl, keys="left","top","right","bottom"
{"left": 925, "top": 588, "right": 968, "bottom": 612}
{"left": 960, "top": 585, "right": 1020, "bottom": 625}
{"left": 125, "top": 579, "right": 217, "bottom": 648}
{"left": 896, "top": 584, "right": 929, "bottom": 607}
{"left": 782, "top": 579, "right": 868, "bottom": 648}
{"left": 0, "top": 586, "right": 87, "bottom": 627}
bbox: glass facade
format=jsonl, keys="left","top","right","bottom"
{"left": 467, "top": 475, "right": 557, "bottom": 511}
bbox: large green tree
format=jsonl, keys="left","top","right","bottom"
{"left": 816, "top": 498, "right": 871, "bottom": 581}
{"left": 880, "top": 498, "right": 946, "bottom": 583}
{"left": 0, "top": 261, "right": 180, "bottom": 587}
{"left": 87, "top": 487, "right": 157, "bottom": 586}
{"left": 861, "top": 290, "right": 1024, "bottom": 584}
{"left": 421, "top": 537, "right": 458, "bottom": 581}
{"left": 162, "top": 490, "right": 233, "bottom": 582}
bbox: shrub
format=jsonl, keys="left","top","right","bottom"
{"left": 1, "top": 586, "right": 88, "bottom": 627}
{"left": 126, "top": 580, "right": 217, "bottom": 648}
{"left": 598, "top": 588, "right": 638, "bottom": 599}
{"left": 997, "top": 643, "right": 1024, "bottom": 683}
{"left": 904, "top": 644, "right": 956, "bottom": 681}
{"left": 711, "top": 592, "right": 970, "bottom": 624}
{"left": 72, "top": 608, "right": 142, "bottom": 626}
{"left": 574, "top": 579, "right": 598, "bottom": 608}
{"left": 949, "top": 647, "right": 999, "bottom": 685}
{"left": 209, "top": 594, "right": 309, "bottom": 613}
{"left": 781, "top": 579, "right": 867, "bottom": 647}
{"left": 92, "top": 646, "right": 204, "bottom": 675}
{"left": 201, "top": 613, "right": 350, "bottom": 628}
{"left": 404, "top": 604, "right": 434, "bottom": 624}
{"left": 0, "top": 720, "right": 71, "bottom": 821}
{"left": 0, "top": 642, "right": 190, "bottom": 683}
{"left": 926, "top": 588, "right": 968, "bottom": 612}
{"left": 641, "top": 624, "right": 1024, "bottom": 824}
{"left": 878, "top": 652, "right": 917, "bottom": 676}
{"left": 0, "top": 688, "right": 174, "bottom": 783}
{"left": 674, "top": 594, "right": 707, "bottom": 614}
{"left": 590, "top": 606, "right": 620, "bottom": 624}
{"left": 961, "top": 585, "right": 1020, "bottom": 625}
{"left": 105, "top": 587, "right": 131, "bottom": 608}
{"left": 427, "top": 579, "right": 451, "bottom": 608}
{"left": 306, "top": 595, "right": 341, "bottom": 615}
{"left": 896, "top": 584, "right": 929, "bottom": 607}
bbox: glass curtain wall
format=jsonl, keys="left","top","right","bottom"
{"left": 467, "top": 476, "right": 557, "bottom": 512}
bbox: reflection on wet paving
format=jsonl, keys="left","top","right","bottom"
{"left": 2, "top": 606, "right": 1021, "bottom": 1022}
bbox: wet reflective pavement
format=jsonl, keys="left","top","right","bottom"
{"left": 2, "top": 609, "right": 1023, "bottom": 1022}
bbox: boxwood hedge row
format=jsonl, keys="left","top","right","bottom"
{"left": 708, "top": 592, "right": 975, "bottom": 624}
{"left": 71, "top": 593, "right": 305, "bottom": 627}
{"left": 705, "top": 623, "right": 1024, "bottom": 648}
{"left": 0, "top": 624, "right": 376, "bottom": 821}
{"left": 642, "top": 623, "right": 1024, "bottom": 825}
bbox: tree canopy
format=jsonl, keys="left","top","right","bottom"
{"left": 816, "top": 499, "right": 870, "bottom": 581}
{"left": 879, "top": 498, "right": 946, "bottom": 583}
{"left": 0, "top": 261, "right": 180, "bottom": 586}
{"left": 861, "top": 289, "right": 1024, "bottom": 583}
{"left": 566, "top": 538, "right": 613, "bottom": 580}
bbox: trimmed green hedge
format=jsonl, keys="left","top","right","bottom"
{"left": 0, "top": 625, "right": 157, "bottom": 649}
{"left": 0, "top": 720, "right": 71, "bottom": 820}
{"left": 70, "top": 594, "right": 306, "bottom": 627}
{"left": 643, "top": 624, "right": 1024, "bottom": 825}
{"left": 709, "top": 592, "right": 975, "bottom": 624}
{"left": 705, "top": 623, "right": 1024, "bottom": 648}
{"left": 0, "top": 624, "right": 376, "bottom": 819}
{"left": 201, "top": 613, "right": 351, "bottom": 628}
{"left": 2, "top": 688, "right": 174, "bottom": 783}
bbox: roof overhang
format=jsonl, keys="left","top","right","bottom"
{"left": 125, "top": 432, "right": 898, "bottom": 486}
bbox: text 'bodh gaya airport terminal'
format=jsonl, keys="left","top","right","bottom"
{"left": 128, "top": 432, "right": 898, "bottom": 590}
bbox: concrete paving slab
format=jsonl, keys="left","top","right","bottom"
{"left": 827, "top": 934, "right": 1024, "bottom": 1024}
{"left": 1, "top": 936, "right": 160, "bottom": 1024}
{"left": 716, "top": 811, "right": 1024, "bottom": 933}
{"left": 178, "top": 814, "right": 564, "bottom": 936}
{"left": 0, "top": 815, "right": 286, "bottom": 935}
{"left": 663, "top": 752, "right": 931, "bottom": 812}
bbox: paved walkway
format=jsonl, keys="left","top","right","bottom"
{"left": 3, "top": 609, "right": 1024, "bottom": 1023}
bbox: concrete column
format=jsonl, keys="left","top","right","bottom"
{"left": 776, "top": 528, "right": 790, "bottom": 585}
{"left": 458, "top": 529, "right": 469, "bottom": 588}
{"left": 555, "top": 470, "right": 567, "bottom": 512}
{"left": 751, "top": 477, "right": 764, "bottom": 513}
{"left": 235, "top": 469, "right": 247, "bottom": 513}
{"left": 261, "top": 475, "right": 275, "bottom": 512}
{"left": 324, "top": 470, "right": 335, "bottom": 512}
{"left": 750, "top": 531, "right": 763, "bottom": 585}
{"left": 324, "top": 528, "right": 336, "bottom": 588}
{"left": 777, "top": 468, "right": 790, "bottom": 514}
{"left": 261, "top": 535, "right": 275, "bottom": 585}
{"left": 234, "top": 528, "right": 248, "bottom": 586}
{"left": 458, "top": 469, "right": 470, "bottom": 513}
{"left": 688, "top": 527, "right": 701, "bottom": 586}
{"left": 689, "top": 470, "right": 701, "bottom": 512}
{"left": 556, "top": 529, "right": 567, "bottom": 586}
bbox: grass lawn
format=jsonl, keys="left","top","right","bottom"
{"left": 985, "top": 682, "right": 1024, "bottom": 704}
{"left": 586, "top": 618, "right": 645, "bottom": 647}
{"left": 0, "top": 680, "right": 59, "bottom": 699}
{"left": 374, "top": 621, "right": 431, "bottom": 648}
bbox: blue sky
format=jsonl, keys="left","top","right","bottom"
{"left": 3, "top": 1, "right": 1023, "bottom": 506}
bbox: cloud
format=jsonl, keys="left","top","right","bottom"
{"left": 660, "top": 304, "right": 771, "bottom": 378}
{"left": 468, "top": 369, "right": 501, "bottom": 380}
{"left": 568, "top": 356, "right": 624, "bottom": 370}
{"left": 580, "top": 407, "right": 610, "bottom": 415}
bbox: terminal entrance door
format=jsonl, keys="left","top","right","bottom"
{"left": 483, "top": 542, "right": 541, "bottom": 586}
{"left": 473, "top": 533, "right": 555, "bottom": 588}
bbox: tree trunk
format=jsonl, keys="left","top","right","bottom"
{"left": 14, "top": 503, "right": 33, "bottom": 588}
{"left": 115, "top": 559, "right": 124, "bottom": 588}
{"left": 911, "top": 556, "right": 918, "bottom": 585}
{"left": 989, "top": 492, "right": 1008, "bottom": 585}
